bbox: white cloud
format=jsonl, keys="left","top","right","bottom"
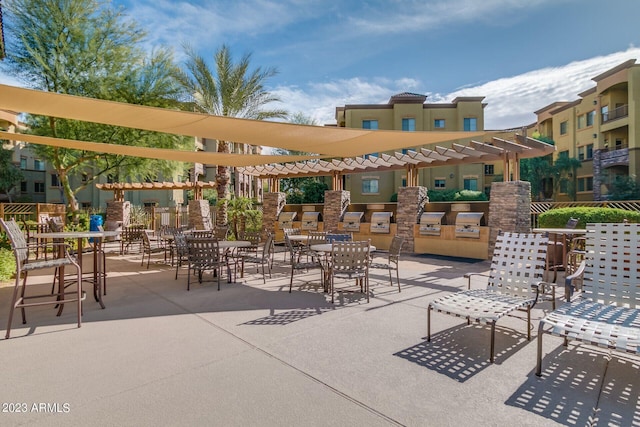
{"left": 275, "top": 47, "right": 640, "bottom": 129}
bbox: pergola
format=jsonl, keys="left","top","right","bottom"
{"left": 96, "top": 181, "right": 217, "bottom": 202}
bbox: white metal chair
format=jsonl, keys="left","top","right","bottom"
{"left": 427, "top": 232, "right": 549, "bottom": 363}
{"left": 0, "top": 218, "right": 84, "bottom": 339}
{"left": 536, "top": 223, "right": 640, "bottom": 376}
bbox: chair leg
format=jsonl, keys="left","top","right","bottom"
{"left": 527, "top": 307, "right": 531, "bottom": 341}
{"left": 396, "top": 268, "right": 401, "bottom": 292}
{"left": 427, "top": 305, "right": 431, "bottom": 342}
{"left": 535, "top": 321, "right": 545, "bottom": 376}
{"left": 289, "top": 268, "right": 294, "bottom": 293}
{"left": 5, "top": 276, "right": 22, "bottom": 339}
{"left": 490, "top": 321, "right": 496, "bottom": 363}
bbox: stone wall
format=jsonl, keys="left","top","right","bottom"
{"left": 396, "top": 186, "right": 428, "bottom": 252}
{"left": 263, "top": 192, "right": 286, "bottom": 237}
{"left": 106, "top": 200, "right": 130, "bottom": 225}
{"left": 323, "top": 190, "right": 350, "bottom": 232}
{"left": 487, "top": 181, "right": 531, "bottom": 257}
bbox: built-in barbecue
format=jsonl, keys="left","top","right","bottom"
{"left": 301, "top": 212, "right": 321, "bottom": 231}
{"left": 419, "top": 212, "right": 446, "bottom": 236}
{"left": 278, "top": 212, "right": 297, "bottom": 229}
{"left": 342, "top": 212, "right": 364, "bottom": 231}
{"left": 454, "top": 212, "right": 483, "bottom": 239}
{"left": 370, "top": 212, "right": 393, "bottom": 234}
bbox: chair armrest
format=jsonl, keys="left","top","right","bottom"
{"left": 564, "top": 259, "right": 586, "bottom": 301}
{"left": 464, "top": 272, "right": 489, "bottom": 290}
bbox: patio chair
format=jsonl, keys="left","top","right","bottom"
{"left": 369, "top": 235, "right": 404, "bottom": 292}
{"left": 213, "top": 225, "right": 229, "bottom": 241}
{"left": 141, "top": 230, "right": 166, "bottom": 269}
{"left": 185, "top": 237, "right": 229, "bottom": 291}
{"left": 536, "top": 223, "right": 640, "bottom": 377}
{"left": 0, "top": 218, "right": 84, "bottom": 339}
{"left": 427, "top": 232, "right": 549, "bottom": 363}
{"left": 120, "top": 224, "right": 144, "bottom": 255}
{"left": 172, "top": 231, "right": 190, "bottom": 280}
{"left": 329, "top": 240, "right": 371, "bottom": 304}
{"left": 190, "top": 230, "right": 213, "bottom": 239}
{"left": 240, "top": 233, "right": 275, "bottom": 283}
{"left": 326, "top": 232, "right": 352, "bottom": 243}
{"left": 285, "top": 234, "right": 323, "bottom": 293}
{"left": 545, "top": 217, "right": 579, "bottom": 282}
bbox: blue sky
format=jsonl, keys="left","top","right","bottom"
{"left": 4, "top": 0, "right": 640, "bottom": 129}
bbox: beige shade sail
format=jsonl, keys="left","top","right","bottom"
{"left": 0, "top": 131, "right": 318, "bottom": 167}
{"left": 0, "top": 84, "right": 492, "bottom": 158}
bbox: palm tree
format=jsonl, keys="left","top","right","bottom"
{"left": 175, "top": 44, "right": 287, "bottom": 225}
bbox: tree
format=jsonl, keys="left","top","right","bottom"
{"left": 552, "top": 155, "right": 582, "bottom": 201}
{"left": 175, "top": 44, "right": 287, "bottom": 226}
{"left": 0, "top": 145, "right": 23, "bottom": 202}
{"left": 520, "top": 156, "right": 553, "bottom": 201}
{"left": 3, "top": 0, "right": 187, "bottom": 219}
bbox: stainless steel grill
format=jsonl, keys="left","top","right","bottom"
{"left": 342, "top": 212, "right": 364, "bottom": 231}
{"left": 278, "top": 212, "right": 297, "bottom": 229}
{"left": 370, "top": 212, "right": 393, "bottom": 234}
{"left": 301, "top": 212, "right": 320, "bottom": 231}
{"left": 454, "top": 212, "right": 483, "bottom": 239}
{"left": 419, "top": 212, "right": 446, "bottom": 236}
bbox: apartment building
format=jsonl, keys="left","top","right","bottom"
{"left": 533, "top": 59, "right": 640, "bottom": 201}
{"left": 335, "top": 92, "right": 496, "bottom": 203}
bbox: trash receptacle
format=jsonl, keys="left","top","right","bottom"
{"left": 89, "top": 215, "right": 103, "bottom": 242}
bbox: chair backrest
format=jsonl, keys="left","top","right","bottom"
{"left": 241, "top": 231, "right": 261, "bottom": 246}
{"left": 308, "top": 231, "right": 328, "bottom": 245}
{"left": 173, "top": 232, "right": 188, "bottom": 255}
{"left": 388, "top": 235, "right": 404, "bottom": 262}
{"left": 0, "top": 218, "right": 29, "bottom": 264}
{"left": 331, "top": 240, "right": 370, "bottom": 273}
{"left": 187, "top": 237, "right": 222, "bottom": 265}
{"left": 566, "top": 217, "right": 579, "bottom": 229}
{"left": 48, "top": 216, "right": 65, "bottom": 232}
{"left": 486, "top": 232, "right": 548, "bottom": 298}
{"left": 142, "top": 230, "right": 154, "bottom": 249}
{"left": 261, "top": 233, "right": 275, "bottom": 259}
{"left": 283, "top": 227, "right": 301, "bottom": 236}
{"left": 190, "top": 230, "right": 213, "bottom": 239}
{"left": 582, "top": 223, "right": 640, "bottom": 308}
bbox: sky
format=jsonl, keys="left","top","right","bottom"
{"left": 3, "top": 0, "right": 640, "bottom": 130}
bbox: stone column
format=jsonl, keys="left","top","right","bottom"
{"left": 323, "top": 190, "right": 350, "bottom": 232}
{"left": 263, "top": 192, "right": 286, "bottom": 237}
{"left": 396, "top": 186, "right": 428, "bottom": 253}
{"left": 106, "top": 200, "right": 130, "bottom": 225}
{"left": 188, "top": 199, "right": 212, "bottom": 230}
{"left": 488, "top": 181, "right": 531, "bottom": 257}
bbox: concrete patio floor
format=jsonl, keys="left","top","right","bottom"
{"left": 1, "top": 245, "right": 638, "bottom": 426}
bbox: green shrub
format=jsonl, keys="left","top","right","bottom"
{"left": 0, "top": 248, "right": 15, "bottom": 282}
{"left": 538, "top": 207, "right": 640, "bottom": 228}
{"left": 427, "top": 189, "right": 487, "bottom": 202}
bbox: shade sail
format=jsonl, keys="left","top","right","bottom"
{"left": 0, "top": 84, "right": 491, "bottom": 157}
{"left": 0, "top": 131, "right": 318, "bottom": 167}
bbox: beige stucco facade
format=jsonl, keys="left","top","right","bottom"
{"left": 335, "top": 93, "right": 499, "bottom": 202}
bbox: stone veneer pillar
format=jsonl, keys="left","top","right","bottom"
{"left": 487, "top": 181, "right": 531, "bottom": 257}
{"left": 396, "top": 186, "right": 428, "bottom": 253}
{"left": 188, "top": 199, "right": 212, "bottom": 230}
{"left": 263, "top": 192, "right": 287, "bottom": 237}
{"left": 323, "top": 190, "right": 350, "bottom": 232}
{"left": 106, "top": 200, "right": 130, "bottom": 225}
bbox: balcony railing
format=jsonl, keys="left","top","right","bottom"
{"left": 601, "top": 104, "right": 629, "bottom": 124}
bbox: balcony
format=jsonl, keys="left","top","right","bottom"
{"left": 601, "top": 104, "right": 628, "bottom": 124}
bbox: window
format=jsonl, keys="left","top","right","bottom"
{"left": 434, "top": 178, "right": 446, "bottom": 189}
{"left": 560, "top": 121, "right": 568, "bottom": 135}
{"left": 559, "top": 180, "right": 568, "bottom": 194}
{"left": 577, "top": 115, "right": 585, "bottom": 129}
{"left": 615, "top": 138, "right": 623, "bottom": 150}
{"left": 558, "top": 150, "right": 569, "bottom": 160}
{"left": 107, "top": 174, "right": 115, "bottom": 184}
{"left": 578, "top": 144, "right": 594, "bottom": 161}
{"left": 434, "top": 119, "right": 445, "bottom": 128}
{"left": 20, "top": 156, "right": 27, "bottom": 169}
{"left": 402, "top": 118, "right": 415, "bottom": 131}
{"left": 82, "top": 173, "right": 89, "bottom": 183}
{"left": 81, "top": 202, "right": 92, "bottom": 209}
{"left": 463, "top": 118, "right": 477, "bottom": 131}
{"left": 362, "top": 120, "right": 378, "bottom": 130}
{"left": 20, "top": 181, "right": 27, "bottom": 192}
{"left": 463, "top": 177, "right": 478, "bottom": 191}
{"left": 51, "top": 174, "right": 60, "bottom": 187}
{"left": 361, "top": 178, "right": 379, "bottom": 194}
{"left": 34, "top": 159, "right": 45, "bottom": 171}
{"left": 601, "top": 105, "right": 609, "bottom": 122}
{"left": 577, "top": 176, "right": 594, "bottom": 192}
{"left": 401, "top": 148, "right": 409, "bottom": 155}
{"left": 586, "top": 111, "right": 595, "bottom": 126}
{"left": 484, "top": 164, "right": 494, "bottom": 175}
{"left": 34, "top": 182, "right": 45, "bottom": 193}
{"left": 364, "top": 153, "right": 378, "bottom": 159}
